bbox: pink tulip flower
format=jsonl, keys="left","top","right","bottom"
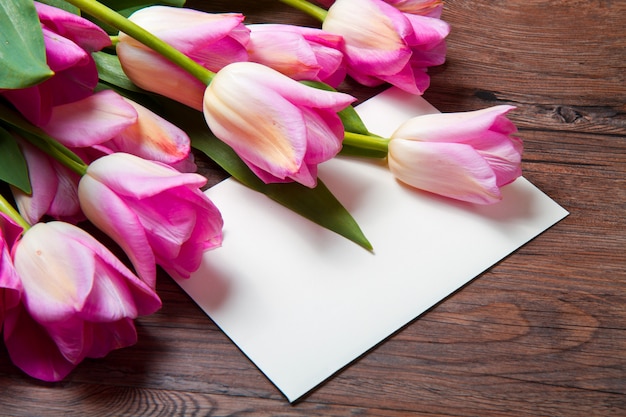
{"left": 203, "top": 62, "right": 356, "bottom": 187}
{"left": 322, "top": 0, "right": 449, "bottom": 94}
{"left": 246, "top": 24, "right": 346, "bottom": 87}
{"left": 388, "top": 105, "right": 523, "bottom": 204}
{"left": 2, "top": 220, "right": 161, "bottom": 382}
{"left": 117, "top": 6, "right": 250, "bottom": 111}
{"left": 10, "top": 140, "right": 83, "bottom": 225}
{"left": 0, "top": 2, "right": 111, "bottom": 126}
{"left": 78, "top": 153, "right": 224, "bottom": 287}
{"left": 0, "top": 214, "right": 23, "bottom": 329}
{"left": 41, "top": 90, "right": 195, "bottom": 170}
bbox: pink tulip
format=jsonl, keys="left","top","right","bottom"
{"left": 0, "top": 2, "right": 111, "bottom": 126}
{"left": 117, "top": 6, "right": 250, "bottom": 111}
{"left": 203, "top": 62, "right": 355, "bottom": 187}
{"left": 322, "top": 0, "right": 449, "bottom": 94}
{"left": 0, "top": 214, "right": 22, "bottom": 329}
{"left": 78, "top": 153, "right": 223, "bottom": 287}
{"left": 10, "top": 140, "right": 83, "bottom": 225}
{"left": 388, "top": 105, "right": 523, "bottom": 204}
{"left": 246, "top": 24, "right": 346, "bottom": 87}
{"left": 2, "top": 220, "right": 161, "bottom": 382}
{"left": 41, "top": 90, "right": 195, "bottom": 170}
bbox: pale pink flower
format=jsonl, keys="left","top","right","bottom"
{"left": 2, "top": 220, "right": 161, "bottom": 382}
{"left": 41, "top": 90, "right": 195, "bottom": 170}
{"left": 322, "top": 0, "right": 449, "bottom": 94}
{"left": 117, "top": 6, "right": 250, "bottom": 110}
{"left": 78, "top": 153, "right": 223, "bottom": 287}
{"left": 203, "top": 62, "right": 356, "bottom": 187}
{"left": 0, "top": 2, "right": 111, "bottom": 126}
{"left": 388, "top": 106, "right": 523, "bottom": 204}
{"left": 247, "top": 24, "right": 346, "bottom": 87}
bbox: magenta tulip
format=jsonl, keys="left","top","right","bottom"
{"left": 78, "top": 153, "right": 224, "bottom": 287}
{"left": 203, "top": 62, "right": 355, "bottom": 187}
{"left": 2, "top": 220, "right": 161, "bottom": 382}
{"left": 0, "top": 2, "right": 111, "bottom": 126}
{"left": 388, "top": 105, "right": 523, "bottom": 204}
{"left": 322, "top": 0, "right": 449, "bottom": 94}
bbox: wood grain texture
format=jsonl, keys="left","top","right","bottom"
{"left": 1, "top": 1, "right": 624, "bottom": 416}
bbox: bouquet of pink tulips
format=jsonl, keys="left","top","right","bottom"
{"left": 0, "top": 0, "right": 522, "bottom": 381}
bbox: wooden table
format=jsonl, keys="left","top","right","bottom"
{"left": 1, "top": 1, "right": 624, "bottom": 415}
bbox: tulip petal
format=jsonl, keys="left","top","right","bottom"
{"left": 35, "top": 2, "right": 111, "bottom": 52}
{"left": 388, "top": 140, "right": 502, "bottom": 204}
{"left": 3, "top": 304, "right": 77, "bottom": 381}
{"left": 78, "top": 176, "right": 157, "bottom": 287}
{"left": 11, "top": 141, "right": 58, "bottom": 225}
{"left": 85, "top": 318, "right": 137, "bottom": 358}
{"left": 13, "top": 223, "right": 96, "bottom": 323}
{"left": 85, "top": 153, "right": 207, "bottom": 198}
{"left": 204, "top": 76, "right": 308, "bottom": 178}
{"left": 102, "top": 98, "right": 191, "bottom": 166}
{"left": 116, "top": 44, "right": 207, "bottom": 111}
{"left": 42, "top": 90, "right": 138, "bottom": 147}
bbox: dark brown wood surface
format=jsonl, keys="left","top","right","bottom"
{"left": 1, "top": 1, "right": 625, "bottom": 415}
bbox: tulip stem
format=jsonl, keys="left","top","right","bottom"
{"left": 278, "top": 0, "right": 328, "bottom": 22}
{"left": 0, "top": 194, "right": 30, "bottom": 231}
{"left": 64, "top": 0, "right": 215, "bottom": 85}
{"left": 343, "top": 131, "right": 390, "bottom": 153}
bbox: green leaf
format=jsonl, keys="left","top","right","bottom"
{"left": 0, "top": 126, "right": 31, "bottom": 194}
{"left": 0, "top": 0, "right": 54, "bottom": 89}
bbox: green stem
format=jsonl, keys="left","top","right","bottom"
{"left": 0, "top": 193, "right": 30, "bottom": 231}
{"left": 64, "top": 0, "right": 215, "bottom": 85}
{"left": 278, "top": 0, "right": 328, "bottom": 22}
{"left": 343, "top": 131, "right": 390, "bottom": 153}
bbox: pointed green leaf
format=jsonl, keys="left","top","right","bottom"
{"left": 0, "top": 0, "right": 54, "bottom": 89}
{"left": 0, "top": 126, "right": 31, "bottom": 194}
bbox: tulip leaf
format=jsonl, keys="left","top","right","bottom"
{"left": 0, "top": 0, "right": 54, "bottom": 89}
{"left": 0, "top": 126, "right": 31, "bottom": 194}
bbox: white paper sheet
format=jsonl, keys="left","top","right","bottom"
{"left": 175, "top": 88, "right": 569, "bottom": 402}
